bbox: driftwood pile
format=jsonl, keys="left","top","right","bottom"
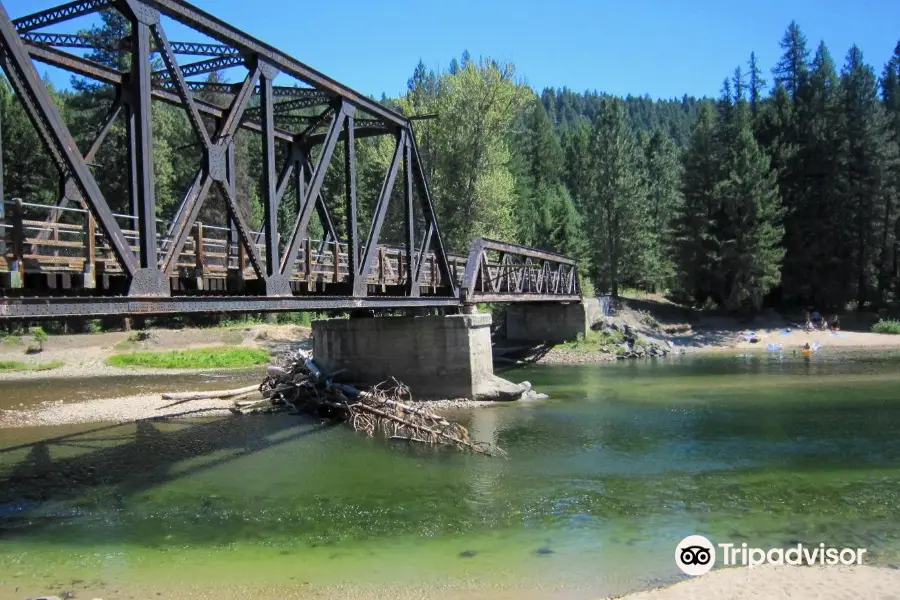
{"left": 164, "top": 350, "right": 504, "bottom": 457}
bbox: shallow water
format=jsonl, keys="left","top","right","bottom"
{"left": 2, "top": 350, "right": 900, "bottom": 599}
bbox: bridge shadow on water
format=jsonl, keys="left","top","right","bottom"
{"left": 0, "top": 412, "right": 335, "bottom": 538}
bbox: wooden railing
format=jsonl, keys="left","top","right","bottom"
{"left": 0, "top": 199, "right": 467, "bottom": 291}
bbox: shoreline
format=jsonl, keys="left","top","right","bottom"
{"left": 607, "top": 564, "right": 900, "bottom": 599}
{"left": 2, "top": 342, "right": 897, "bottom": 430}
{"left": 2, "top": 315, "right": 900, "bottom": 429}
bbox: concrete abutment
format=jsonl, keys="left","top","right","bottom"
{"left": 312, "top": 313, "right": 524, "bottom": 401}
{"left": 504, "top": 298, "right": 600, "bottom": 343}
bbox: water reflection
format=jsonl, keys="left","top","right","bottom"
{"left": 2, "top": 351, "right": 900, "bottom": 594}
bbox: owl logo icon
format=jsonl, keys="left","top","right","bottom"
{"left": 675, "top": 535, "right": 715, "bottom": 576}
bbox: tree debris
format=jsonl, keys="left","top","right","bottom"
{"left": 168, "top": 350, "right": 506, "bottom": 457}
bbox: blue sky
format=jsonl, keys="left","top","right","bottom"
{"left": 8, "top": 0, "right": 900, "bottom": 100}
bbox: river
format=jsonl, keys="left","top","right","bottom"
{"left": 2, "top": 350, "right": 900, "bottom": 599}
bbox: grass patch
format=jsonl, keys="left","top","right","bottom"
{"left": 106, "top": 347, "right": 269, "bottom": 369}
{"left": 556, "top": 330, "right": 628, "bottom": 354}
{"left": 872, "top": 319, "right": 900, "bottom": 334}
{"left": 0, "top": 360, "right": 65, "bottom": 372}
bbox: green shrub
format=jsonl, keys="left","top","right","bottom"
{"left": 107, "top": 347, "right": 270, "bottom": 369}
{"left": 636, "top": 309, "right": 661, "bottom": 330}
{"left": 1, "top": 334, "right": 22, "bottom": 346}
{"left": 872, "top": 319, "right": 900, "bottom": 334}
{"left": 557, "top": 330, "right": 626, "bottom": 354}
{"left": 28, "top": 326, "right": 48, "bottom": 352}
{"left": 276, "top": 312, "right": 324, "bottom": 326}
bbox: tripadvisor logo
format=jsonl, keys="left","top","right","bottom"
{"left": 675, "top": 535, "right": 716, "bottom": 576}
{"left": 675, "top": 535, "right": 867, "bottom": 576}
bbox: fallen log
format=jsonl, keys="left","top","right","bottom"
{"left": 161, "top": 349, "right": 509, "bottom": 457}
{"left": 162, "top": 385, "right": 259, "bottom": 401}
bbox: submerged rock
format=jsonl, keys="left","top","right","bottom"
{"left": 535, "top": 547, "right": 555, "bottom": 555}
{"left": 459, "top": 550, "right": 477, "bottom": 558}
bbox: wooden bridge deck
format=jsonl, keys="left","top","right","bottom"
{"left": 0, "top": 199, "right": 581, "bottom": 319}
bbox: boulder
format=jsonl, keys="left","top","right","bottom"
{"left": 473, "top": 375, "right": 529, "bottom": 401}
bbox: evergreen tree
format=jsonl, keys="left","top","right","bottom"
{"left": 560, "top": 120, "right": 593, "bottom": 212}
{"left": 785, "top": 41, "right": 841, "bottom": 306}
{"left": 510, "top": 97, "right": 565, "bottom": 247}
{"left": 748, "top": 52, "right": 767, "bottom": 117}
{"left": 773, "top": 21, "right": 810, "bottom": 99}
{"left": 672, "top": 105, "right": 720, "bottom": 304}
{"left": 584, "top": 98, "right": 646, "bottom": 296}
{"left": 638, "top": 129, "right": 682, "bottom": 291}
{"left": 544, "top": 183, "right": 590, "bottom": 270}
{"left": 733, "top": 66, "right": 746, "bottom": 102}
{"left": 880, "top": 43, "right": 900, "bottom": 300}
{"left": 713, "top": 100, "right": 785, "bottom": 310}
{"left": 0, "top": 78, "right": 60, "bottom": 206}
{"left": 835, "top": 46, "right": 892, "bottom": 309}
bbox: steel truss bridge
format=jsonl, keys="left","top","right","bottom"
{"left": 0, "top": 0, "right": 580, "bottom": 320}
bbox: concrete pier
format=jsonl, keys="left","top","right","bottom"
{"left": 313, "top": 313, "right": 524, "bottom": 400}
{"left": 505, "top": 298, "right": 600, "bottom": 343}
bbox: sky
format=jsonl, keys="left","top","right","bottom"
{"left": 7, "top": 0, "right": 900, "bottom": 101}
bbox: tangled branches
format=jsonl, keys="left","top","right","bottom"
{"left": 251, "top": 350, "right": 505, "bottom": 457}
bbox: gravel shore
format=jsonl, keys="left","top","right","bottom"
{"left": 536, "top": 347, "right": 619, "bottom": 364}
{"left": 0, "top": 390, "right": 502, "bottom": 429}
{"left": 0, "top": 394, "right": 237, "bottom": 428}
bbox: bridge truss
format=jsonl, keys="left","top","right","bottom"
{"left": 0, "top": 0, "right": 580, "bottom": 320}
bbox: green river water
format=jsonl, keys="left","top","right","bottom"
{"left": 2, "top": 350, "right": 900, "bottom": 599}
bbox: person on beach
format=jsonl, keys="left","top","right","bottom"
{"left": 811, "top": 311, "right": 823, "bottom": 330}
{"left": 829, "top": 314, "right": 840, "bottom": 331}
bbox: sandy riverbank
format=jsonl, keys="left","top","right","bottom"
{"left": 609, "top": 564, "right": 900, "bottom": 599}
{"left": 0, "top": 323, "right": 310, "bottom": 381}
{"left": 0, "top": 391, "right": 499, "bottom": 428}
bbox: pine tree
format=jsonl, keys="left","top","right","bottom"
{"left": 748, "top": 52, "right": 767, "bottom": 117}
{"left": 672, "top": 105, "right": 720, "bottom": 304}
{"left": 510, "top": 98, "right": 565, "bottom": 247}
{"left": 0, "top": 78, "right": 60, "bottom": 206}
{"left": 786, "top": 42, "right": 842, "bottom": 306}
{"left": 757, "top": 23, "right": 811, "bottom": 306}
{"left": 733, "top": 66, "right": 746, "bottom": 103}
{"left": 585, "top": 98, "right": 646, "bottom": 296}
{"left": 639, "top": 129, "right": 682, "bottom": 291}
{"left": 880, "top": 43, "right": 900, "bottom": 300}
{"left": 561, "top": 120, "right": 593, "bottom": 212}
{"left": 835, "top": 46, "right": 892, "bottom": 309}
{"left": 545, "top": 184, "right": 590, "bottom": 270}
{"left": 773, "top": 21, "right": 810, "bottom": 100}
{"left": 713, "top": 100, "right": 785, "bottom": 310}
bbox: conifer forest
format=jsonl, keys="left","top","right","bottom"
{"left": 4, "top": 14, "right": 900, "bottom": 313}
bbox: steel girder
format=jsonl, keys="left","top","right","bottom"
{"left": 461, "top": 239, "right": 582, "bottom": 304}
{"left": 0, "top": 0, "right": 581, "bottom": 319}
{"left": 20, "top": 32, "right": 239, "bottom": 56}
{"left": 0, "top": 296, "right": 463, "bottom": 320}
{"left": 0, "top": 2, "right": 140, "bottom": 280}
{"left": 13, "top": 0, "right": 113, "bottom": 32}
